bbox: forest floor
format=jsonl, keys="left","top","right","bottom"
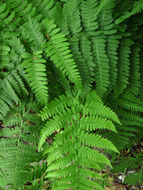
{"left": 104, "top": 142, "right": 143, "bottom": 190}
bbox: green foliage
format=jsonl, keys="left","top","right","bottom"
{"left": 25, "top": 162, "right": 48, "bottom": 190}
{"left": 39, "top": 91, "right": 119, "bottom": 189}
{"left": 22, "top": 51, "right": 48, "bottom": 105}
{"left": 0, "top": 100, "right": 42, "bottom": 189}
{"left": 112, "top": 152, "right": 143, "bottom": 173}
{"left": 111, "top": 149, "right": 143, "bottom": 187}
{"left": 124, "top": 171, "right": 143, "bottom": 185}
{"left": 0, "top": 0, "right": 143, "bottom": 189}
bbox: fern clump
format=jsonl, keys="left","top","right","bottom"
{"left": 0, "top": 0, "right": 143, "bottom": 189}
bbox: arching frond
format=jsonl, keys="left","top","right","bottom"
{"left": 22, "top": 51, "right": 48, "bottom": 105}
{"left": 42, "top": 19, "right": 82, "bottom": 88}
{"left": 39, "top": 91, "right": 119, "bottom": 189}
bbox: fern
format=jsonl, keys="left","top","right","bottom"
{"left": 0, "top": 49, "right": 28, "bottom": 118}
{"left": 115, "top": 0, "right": 143, "bottom": 24}
{"left": 62, "top": 0, "right": 82, "bottom": 36}
{"left": 0, "top": 100, "right": 42, "bottom": 189}
{"left": 0, "top": 3, "right": 18, "bottom": 31}
{"left": 81, "top": 0, "right": 99, "bottom": 34}
{"left": 21, "top": 19, "right": 46, "bottom": 50}
{"left": 39, "top": 91, "right": 119, "bottom": 189}
{"left": 106, "top": 93, "right": 143, "bottom": 151}
{"left": 106, "top": 35, "right": 120, "bottom": 89}
{"left": 114, "top": 38, "right": 133, "bottom": 97}
{"left": 98, "top": 0, "right": 117, "bottom": 35}
{"left": 42, "top": 18, "right": 82, "bottom": 88}
{"left": 5, "top": 0, "right": 37, "bottom": 23}
{"left": 70, "top": 35, "right": 93, "bottom": 97}
{"left": 25, "top": 162, "right": 47, "bottom": 190}
{"left": 127, "top": 45, "right": 141, "bottom": 95}
{"left": 22, "top": 51, "right": 48, "bottom": 105}
{"left": 30, "top": 0, "right": 55, "bottom": 17}
{"left": 92, "top": 36, "right": 110, "bottom": 97}
{"left": 1, "top": 0, "right": 143, "bottom": 189}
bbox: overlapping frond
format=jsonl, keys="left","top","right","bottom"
{"left": 98, "top": 0, "right": 117, "bottom": 35}
{"left": 127, "top": 45, "right": 141, "bottom": 95}
{"left": 40, "top": 92, "right": 73, "bottom": 120}
{"left": 0, "top": 41, "right": 28, "bottom": 118}
{"left": 21, "top": 18, "right": 46, "bottom": 50}
{"left": 106, "top": 35, "right": 120, "bottom": 89}
{"left": 114, "top": 38, "right": 133, "bottom": 97}
{"left": 92, "top": 36, "right": 110, "bottom": 97}
{"left": 42, "top": 18, "right": 82, "bottom": 88}
{"left": 30, "top": 0, "right": 55, "bottom": 16}
{"left": 5, "top": 0, "right": 37, "bottom": 22}
{"left": 0, "top": 101, "right": 42, "bottom": 189}
{"left": 0, "top": 3, "right": 18, "bottom": 31}
{"left": 62, "top": 0, "right": 82, "bottom": 35}
{"left": 81, "top": 0, "right": 98, "bottom": 34}
{"left": 22, "top": 51, "right": 48, "bottom": 105}
{"left": 70, "top": 35, "right": 94, "bottom": 97}
{"left": 107, "top": 92, "right": 143, "bottom": 150}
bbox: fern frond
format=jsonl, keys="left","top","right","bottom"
{"left": 115, "top": 0, "right": 143, "bottom": 24}
{"left": 21, "top": 19, "right": 46, "bottom": 50}
{"left": 0, "top": 3, "right": 18, "bottom": 31}
{"left": 80, "top": 35, "right": 95, "bottom": 81}
{"left": 121, "top": 120, "right": 143, "bottom": 128}
{"left": 40, "top": 92, "right": 72, "bottom": 120}
{"left": 0, "top": 91, "right": 14, "bottom": 118}
{"left": 42, "top": 19, "right": 82, "bottom": 88}
{"left": 0, "top": 42, "right": 10, "bottom": 69}
{"left": 114, "top": 38, "right": 133, "bottom": 97}
{"left": 62, "top": 0, "right": 82, "bottom": 35}
{"left": 127, "top": 45, "right": 141, "bottom": 95}
{"left": 0, "top": 40, "right": 28, "bottom": 103}
{"left": 39, "top": 91, "right": 119, "bottom": 189}
{"left": 80, "top": 132, "right": 118, "bottom": 152}
{"left": 1, "top": 0, "right": 143, "bottom": 188}
{"left": 22, "top": 51, "right": 48, "bottom": 105}
{"left": 84, "top": 103, "right": 120, "bottom": 125}
{"left": 105, "top": 131, "right": 131, "bottom": 151}
{"left": 85, "top": 90, "right": 103, "bottom": 104}
{"left": 107, "top": 35, "right": 120, "bottom": 88}
{"left": 97, "top": 0, "right": 115, "bottom": 16}
{"left": 9, "top": 37, "right": 26, "bottom": 56}
{"left": 98, "top": 0, "right": 117, "bottom": 35}
{"left": 1, "top": 76, "right": 19, "bottom": 103}
{"left": 0, "top": 101, "right": 42, "bottom": 189}
{"left": 117, "top": 96, "right": 143, "bottom": 113}
{"left": 92, "top": 36, "right": 110, "bottom": 97}
{"left": 108, "top": 90, "right": 143, "bottom": 149}
{"left": 30, "top": 0, "right": 55, "bottom": 17}
{"left": 117, "top": 109, "right": 143, "bottom": 124}
{"left": 5, "top": 0, "right": 36, "bottom": 22}
{"left": 25, "top": 162, "right": 47, "bottom": 190}
{"left": 81, "top": 0, "right": 99, "bottom": 34}
{"left": 70, "top": 35, "right": 93, "bottom": 96}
